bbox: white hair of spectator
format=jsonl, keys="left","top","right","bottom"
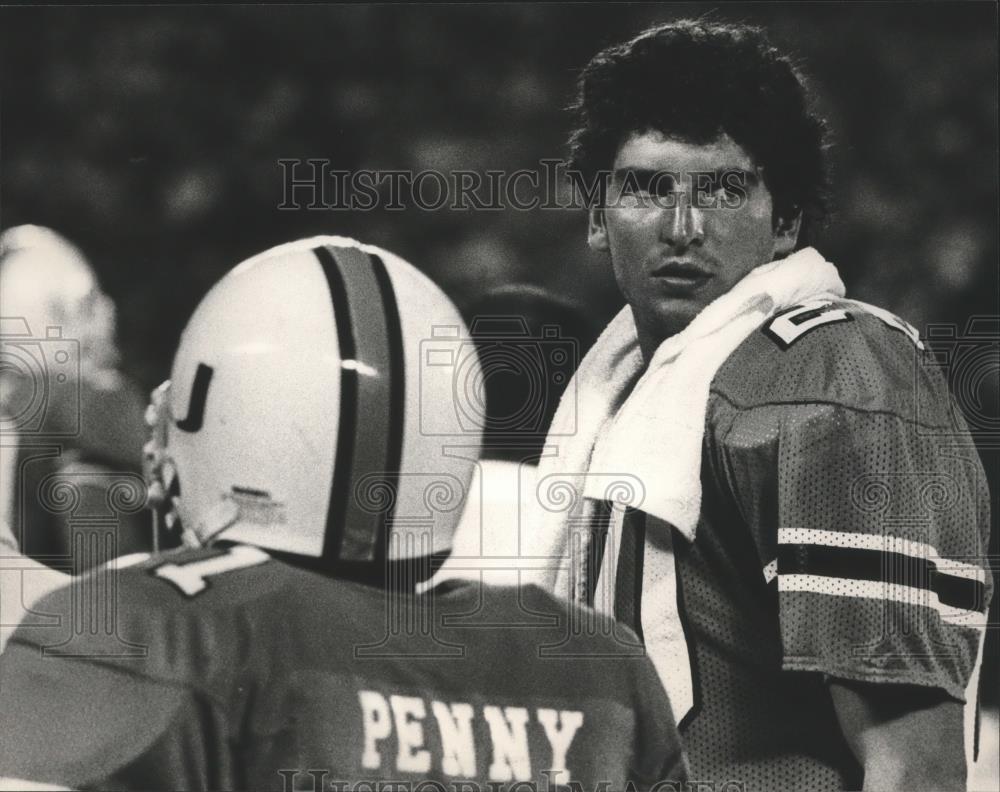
{"left": 0, "top": 224, "right": 119, "bottom": 375}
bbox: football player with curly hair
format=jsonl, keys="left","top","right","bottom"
{"left": 529, "top": 20, "right": 992, "bottom": 791}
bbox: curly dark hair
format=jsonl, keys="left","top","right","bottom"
{"left": 566, "top": 20, "right": 831, "bottom": 244}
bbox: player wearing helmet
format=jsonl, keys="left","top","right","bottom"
{"left": 1, "top": 225, "right": 150, "bottom": 653}
{"left": 0, "top": 237, "right": 687, "bottom": 791}
{"left": 0, "top": 225, "right": 150, "bottom": 567}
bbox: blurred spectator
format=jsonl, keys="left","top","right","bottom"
{"left": 0, "top": 225, "right": 150, "bottom": 572}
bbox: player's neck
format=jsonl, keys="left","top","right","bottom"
{"left": 637, "top": 325, "right": 676, "bottom": 364}
{"left": 264, "top": 547, "right": 448, "bottom": 591}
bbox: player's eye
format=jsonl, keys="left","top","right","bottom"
{"left": 693, "top": 176, "right": 721, "bottom": 203}
{"left": 694, "top": 170, "right": 749, "bottom": 206}
{"left": 719, "top": 170, "right": 749, "bottom": 198}
{"left": 722, "top": 170, "right": 754, "bottom": 202}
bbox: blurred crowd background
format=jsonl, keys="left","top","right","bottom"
{"left": 1, "top": 2, "right": 997, "bottom": 697}
{"left": 3, "top": 3, "right": 997, "bottom": 384}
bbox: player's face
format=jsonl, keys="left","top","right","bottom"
{"left": 589, "top": 131, "right": 800, "bottom": 355}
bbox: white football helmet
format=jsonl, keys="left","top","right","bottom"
{"left": 145, "top": 236, "right": 481, "bottom": 571}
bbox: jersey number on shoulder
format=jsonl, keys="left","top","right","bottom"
{"left": 764, "top": 300, "right": 923, "bottom": 350}
{"left": 152, "top": 545, "right": 270, "bottom": 597}
{"left": 764, "top": 300, "right": 852, "bottom": 349}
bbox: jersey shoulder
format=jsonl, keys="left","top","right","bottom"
{"left": 712, "top": 298, "right": 954, "bottom": 426}
{"left": 435, "top": 581, "right": 642, "bottom": 658}
{"left": 517, "top": 583, "right": 648, "bottom": 670}
{"left": 63, "top": 544, "right": 289, "bottom": 616}
{"left": 9, "top": 545, "right": 294, "bottom": 684}
{"left": 431, "top": 581, "right": 652, "bottom": 704}
{"left": 134, "top": 543, "right": 282, "bottom": 604}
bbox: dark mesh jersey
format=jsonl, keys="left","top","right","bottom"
{"left": 0, "top": 545, "right": 686, "bottom": 791}
{"left": 606, "top": 299, "right": 992, "bottom": 792}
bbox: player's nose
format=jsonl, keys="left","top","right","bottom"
{"left": 658, "top": 193, "right": 705, "bottom": 248}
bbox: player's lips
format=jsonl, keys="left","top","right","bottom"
{"left": 650, "top": 260, "right": 712, "bottom": 291}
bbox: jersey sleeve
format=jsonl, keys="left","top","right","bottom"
{"left": 770, "top": 399, "right": 990, "bottom": 700}
{"left": 0, "top": 580, "right": 228, "bottom": 790}
{"left": 713, "top": 311, "right": 992, "bottom": 702}
{"left": 628, "top": 650, "right": 689, "bottom": 788}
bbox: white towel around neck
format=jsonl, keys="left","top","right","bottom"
{"left": 525, "top": 247, "right": 846, "bottom": 601}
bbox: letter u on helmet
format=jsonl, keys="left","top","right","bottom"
{"left": 145, "top": 235, "right": 482, "bottom": 571}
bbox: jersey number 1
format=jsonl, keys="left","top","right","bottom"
{"left": 153, "top": 545, "right": 270, "bottom": 596}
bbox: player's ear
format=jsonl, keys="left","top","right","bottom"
{"left": 772, "top": 209, "right": 802, "bottom": 257}
{"left": 588, "top": 208, "right": 610, "bottom": 252}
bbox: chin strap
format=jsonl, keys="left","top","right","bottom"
{"left": 194, "top": 499, "right": 241, "bottom": 548}
{"left": 143, "top": 381, "right": 243, "bottom": 552}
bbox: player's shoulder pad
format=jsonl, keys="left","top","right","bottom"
{"left": 7, "top": 547, "right": 278, "bottom": 687}
{"left": 134, "top": 543, "right": 278, "bottom": 603}
{"left": 12, "top": 546, "right": 280, "bottom": 664}
{"left": 517, "top": 582, "right": 644, "bottom": 651}
{"left": 26, "top": 545, "right": 281, "bottom": 629}
{"left": 712, "top": 298, "right": 953, "bottom": 424}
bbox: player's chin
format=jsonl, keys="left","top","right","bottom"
{"left": 645, "top": 294, "right": 706, "bottom": 334}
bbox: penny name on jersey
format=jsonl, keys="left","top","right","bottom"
{"left": 359, "top": 690, "right": 585, "bottom": 784}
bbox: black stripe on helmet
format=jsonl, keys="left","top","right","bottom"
{"left": 313, "top": 245, "right": 358, "bottom": 562}
{"left": 313, "top": 244, "right": 403, "bottom": 565}
{"left": 368, "top": 254, "right": 405, "bottom": 563}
